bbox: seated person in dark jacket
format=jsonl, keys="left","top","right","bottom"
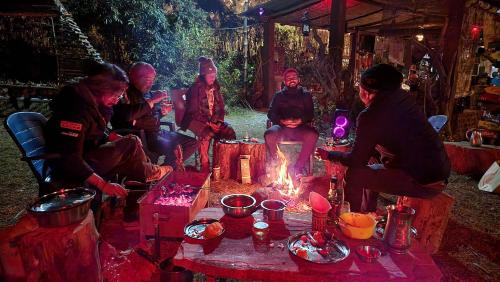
{"left": 265, "top": 68, "right": 319, "bottom": 176}
{"left": 181, "top": 56, "right": 236, "bottom": 172}
{"left": 45, "top": 62, "right": 171, "bottom": 197}
{"left": 315, "top": 64, "right": 451, "bottom": 212}
{"left": 111, "top": 62, "right": 199, "bottom": 167}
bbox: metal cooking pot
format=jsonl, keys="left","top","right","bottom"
{"left": 261, "top": 199, "right": 286, "bottom": 221}
{"left": 28, "top": 188, "right": 96, "bottom": 227}
{"left": 221, "top": 194, "right": 257, "bottom": 218}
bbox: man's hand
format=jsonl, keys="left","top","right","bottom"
{"left": 314, "top": 148, "right": 330, "bottom": 161}
{"left": 146, "top": 90, "right": 168, "bottom": 108}
{"left": 108, "top": 131, "right": 123, "bottom": 142}
{"left": 280, "top": 118, "right": 302, "bottom": 128}
{"left": 101, "top": 182, "right": 128, "bottom": 197}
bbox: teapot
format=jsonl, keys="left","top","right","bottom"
{"left": 466, "top": 129, "right": 483, "bottom": 147}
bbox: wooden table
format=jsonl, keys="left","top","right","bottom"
{"left": 173, "top": 208, "right": 442, "bottom": 281}
{"left": 444, "top": 141, "right": 500, "bottom": 176}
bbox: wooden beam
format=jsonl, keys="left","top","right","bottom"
{"left": 270, "top": 0, "right": 320, "bottom": 19}
{"left": 357, "top": 0, "right": 447, "bottom": 17}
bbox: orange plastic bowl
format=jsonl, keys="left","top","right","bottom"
{"left": 339, "top": 212, "right": 377, "bottom": 239}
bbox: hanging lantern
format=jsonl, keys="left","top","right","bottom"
{"left": 415, "top": 33, "right": 424, "bottom": 42}
{"left": 470, "top": 25, "right": 481, "bottom": 40}
{"left": 301, "top": 11, "right": 311, "bottom": 36}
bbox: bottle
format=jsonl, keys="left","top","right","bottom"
{"left": 327, "top": 176, "right": 340, "bottom": 223}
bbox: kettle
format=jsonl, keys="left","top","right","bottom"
{"left": 466, "top": 129, "right": 483, "bottom": 147}
{"left": 383, "top": 205, "right": 417, "bottom": 254}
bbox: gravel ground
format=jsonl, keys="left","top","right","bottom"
{"left": 1, "top": 103, "right": 499, "bottom": 280}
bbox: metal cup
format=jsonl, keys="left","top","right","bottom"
{"left": 312, "top": 210, "right": 328, "bottom": 232}
{"left": 212, "top": 166, "right": 221, "bottom": 181}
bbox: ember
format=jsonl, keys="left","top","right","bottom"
{"left": 274, "top": 146, "right": 300, "bottom": 198}
{"left": 153, "top": 183, "right": 199, "bottom": 206}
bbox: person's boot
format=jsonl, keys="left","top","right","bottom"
{"left": 146, "top": 165, "right": 173, "bottom": 182}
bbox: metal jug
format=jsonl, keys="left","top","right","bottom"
{"left": 466, "top": 129, "right": 483, "bottom": 147}
{"left": 383, "top": 205, "right": 416, "bottom": 254}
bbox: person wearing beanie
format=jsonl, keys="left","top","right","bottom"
{"left": 315, "top": 64, "right": 450, "bottom": 212}
{"left": 265, "top": 68, "right": 319, "bottom": 177}
{"left": 181, "top": 56, "right": 236, "bottom": 172}
{"left": 111, "top": 62, "right": 199, "bottom": 168}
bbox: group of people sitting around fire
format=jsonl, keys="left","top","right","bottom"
{"left": 45, "top": 57, "right": 450, "bottom": 213}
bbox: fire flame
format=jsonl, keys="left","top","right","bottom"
{"left": 275, "top": 146, "right": 300, "bottom": 197}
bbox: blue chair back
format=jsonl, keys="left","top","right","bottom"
{"left": 428, "top": 115, "right": 448, "bottom": 133}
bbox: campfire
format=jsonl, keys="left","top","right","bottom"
{"left": 275, "top": 147, "right": 300, "bottom": 198}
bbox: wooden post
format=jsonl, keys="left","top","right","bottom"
{"left": 329, "top": 0, "right": 346, "bottom": 88}
{"left": 441, "top": 0, "right": 466, "bottom": 133}
{"left": 262, "top": 19, "right": 275, "bottom": 106}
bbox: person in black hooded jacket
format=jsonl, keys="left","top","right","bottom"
{"left": 315, "top": 64, "right": 450, "bottom": 212}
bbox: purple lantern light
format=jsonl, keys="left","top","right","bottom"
{"left": 258, "top": 7, "right": 264, "bottom": 16}
{"left": 335, "top": 115, "right": 348, "bottom": 127}
{"left": 333, "top": 126, "right": 345, "bottom": 138}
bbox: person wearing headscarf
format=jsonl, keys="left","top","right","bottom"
{"left": 315, "top": 64, "right": 450, "bottom": 212}
{"left": 181, "top": 56, "right": 236, "bottom": 172}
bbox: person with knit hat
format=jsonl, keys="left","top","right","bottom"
{"left": 181, "top": 56, "right": 236, "bottom": 172}
{"left": 111, "top": 62, "right": 199, "bottom": 168}
{"left": 265, "top": 68, "right": 319, "bottom": 178}
{"left": 315, "top": 64, "right": 450, "bottom": 212}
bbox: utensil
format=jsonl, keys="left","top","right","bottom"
{"left": 356, "top": 245, "right": 381, "bottom": 263}
{"left": 287, "top": 231, "right": 350, "bottom": 264}
{"left": 28, "top": 188, "right": 96, "bottom": 227}
{"left": 338, "top": 212, "right": 377, "bottom": 239}
{"left": 383, "top": 205, "right": 416, "bottom": 254}
{"left": 466, "top": 129, "right": 483, "bottom": 147}
{"left": 261, "top": 199, "right": 286, "bottom": 221}
{"left": 221, "top": 194, "right": 257, "bottom": 218}
{"left": 184, "top": 218, "right": 225, "bottom": 241}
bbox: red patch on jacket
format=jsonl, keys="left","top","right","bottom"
{"left": 60, "top": 120, "right": 83, "bottom": 131}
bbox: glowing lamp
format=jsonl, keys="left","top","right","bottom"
{"left": 301, "top": 11, "right": 311, "bottom": 36}
{"left": 258, "top": 7, "right": 264, "bottom": 16}
{"left": 470, "top": 25, "right": 481, "bottom": 40}
{"left": 332, "top": 109, "right": 350, "bottom": 139}
{"left": 415, "top": 33, "right": 424, "bottom": 42}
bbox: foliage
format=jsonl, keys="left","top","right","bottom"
{"left": 66, "top": 0, "right": 215, "bottom": 89}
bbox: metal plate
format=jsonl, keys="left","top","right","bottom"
{"left": 29, "top": 188, "right": 95, "bottom": 212}
{"left": 287, "top": 231, "right": 350, "bottom": 264}
{"left": 184, "top": 218, "right": 225, "bottom": 240}
{"left": 218, "top": 139, "right": 240, "bottom": 144}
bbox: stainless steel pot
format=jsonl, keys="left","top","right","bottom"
{"left": 466, "top": 129, "right": 483, "bottom": 147}
{"left": 221, "top": 194, "right": 257, "bottom": 218}
{"left": 28, "top": 188, "right": 96, "bottom": 227}
{"left": 261, "top": 199, "right": 286, "bottom": 221}
{"left": 383, "top": 205, "right": 416, "bottom": 254}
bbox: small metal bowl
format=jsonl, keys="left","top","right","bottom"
{"left": 355, "top": 245, "right": 381, "bottom": 263}
{"left": 261, "top": 199, "right": 286, "bottom": 221}
{"left": 221, "top": 194, "right": 257, "bottom": 218}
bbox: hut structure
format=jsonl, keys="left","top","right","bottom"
{"left": 0, "top": 0, "right": 102, "bottom": 110}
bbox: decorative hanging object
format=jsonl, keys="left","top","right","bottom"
{"left": 301, "top": 11, "right": 311, "bottom": 37}
{"left": 415, "top": 33, "right": 424, "bottom": 42}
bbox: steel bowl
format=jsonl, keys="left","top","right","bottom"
{"left": 355, "top": 245, "right": 381, "bottom": 263}
{"left": 221, "top": 194, "right": 257, "bottom": 218}
{"left": 261, "top": 199, "right": 286, "bottom": 221}
{"left": 28, "top": 188, "right": 96, "bottom": 227}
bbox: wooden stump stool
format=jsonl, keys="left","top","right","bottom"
{"left": 323, "top": 144, "right": 351, "bottom": 185}
{"left": 0, "top": 211, "right": 100, "bottom": 281}
{"left": 400, "top": 192, "right": 455, "bottom": 254}
{"left": 214, "top": 140, "right": 266, "bottom": 183}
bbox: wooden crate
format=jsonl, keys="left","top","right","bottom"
{"left": 138, "top": 171, "right": 210, "bottom": 240}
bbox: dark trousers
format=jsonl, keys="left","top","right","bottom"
{"left": 85, "top": 135, "right": 155, "bottom": 183}
{"left": 345, "top": 164, "right": 443, "bottom": 212}
{"left": 147, "top": 131, "right": 199, "bottom": 166}
{"left": 264, "top": 124, "right": 319, "bottom": 170}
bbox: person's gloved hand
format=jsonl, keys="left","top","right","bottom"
{"left": 314, "top": 148, "right": 330, "bottom": 161}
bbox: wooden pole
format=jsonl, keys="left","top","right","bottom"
{"left": 329, "top": 0, "right": 346, "bottom": 88}
{"left": 441, "top": 0, "right": 465, "bottom": 135}
{"left": 263, "top": 19, "right": 275, "bottom": 106}
{"left": 348, "top": 30, "right": 357, "bottom": 76}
